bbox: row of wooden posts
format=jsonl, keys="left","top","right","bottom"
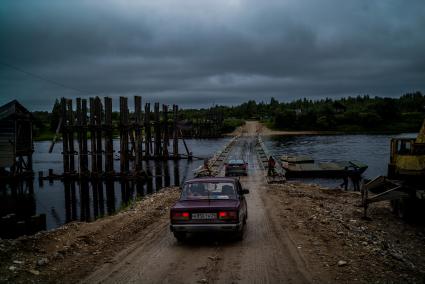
{"left": 59, "top": 96, "right": 187, "bottom": 178}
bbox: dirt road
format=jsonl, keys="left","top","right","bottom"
{"left": 83, "top": 122, "right": 315, "bottom": 283}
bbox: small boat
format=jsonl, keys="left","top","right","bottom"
{"left": 282, "top": 160, "right": 368, "bottom": 178}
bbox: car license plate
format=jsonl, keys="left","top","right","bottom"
{"left": 191, "top": 213, "right": 217, "bottom": 220}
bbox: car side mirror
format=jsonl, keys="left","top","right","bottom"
{"left": 241, "top": 189, "right": 249, "bottom": 195}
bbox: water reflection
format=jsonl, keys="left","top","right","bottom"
{"left": 0, "top": 138, "right": 229, "bottom": 235}
{"left": 106, "top": 180, "right": 115, "bottom": 215}
{"left": 173, "top": 160, "right": 180, "bottom": 186}
{"left": 0, "top": 181, "right": 44, "bottom": 238}
{"left": 58, "top": 160, "right": 185, "bottom": 223}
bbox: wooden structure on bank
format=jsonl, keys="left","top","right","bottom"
{"left": 55, "top": 96, "right": 184, "bottom": 180}
{"left": 0, "top": 100, "right": 33, "bottom": 179}
{"left": 0, "top": 100, "right": 44, "bottom": 238}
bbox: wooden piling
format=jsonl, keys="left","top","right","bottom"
{"left": 154, "top": 102, "right": 161, "bottom": 158}
{"left": 104, "top": 97, "right": 114, "bottom": 174}
{"left": 76, "top": 98, "right": 89, "bottom": 175}
{"left": 173, "top": 105, "right": 179, "bottom": 159}
{"left": 76, "top": 98, "right": 82, "bottom": 173}
{"left": 95, "top": 97, "right": 103, "bottom": 173}
{"left": 61, "top": 98, "right": 70, "bottom": 174}
{"left": 162, "top": 104, "right": 169, "bottom": 160}
{"left": 66, "top": 100, "right": 75, "bottom": 173}
{"left": 134, "top": 96, "right": 143, "bottom": 171}
{"left": 82, "top": 99, "right": 89, "bottom": 174}
{"left": 144, "top": 103, "right": 151, "bottom": 159}
{"left": 89, "top": 98, "right": 97, "bottom": 173}
{"left": 119, "top": 97, "right": 129, "bottom": 173}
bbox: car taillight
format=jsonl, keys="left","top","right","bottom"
{"left": 171, "top": 211, "right": 190, "bottom": 220}
{"left": 243, "top": 163, "right": 247, "bottom": 169}
{"left": 218, "top": 211, "right": 238, "bottom": 220}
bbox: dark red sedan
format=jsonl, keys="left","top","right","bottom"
{"left": 170, "top": 177, "right": 249, "bottom": 241}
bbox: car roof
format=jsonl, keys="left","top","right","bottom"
{"left": 228, "top": 159, "right": 245, "bottom": 164}
{"left": 185, "top": 177, "right": 238, "bottom": 184}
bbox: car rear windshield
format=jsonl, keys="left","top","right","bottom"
{"left": 181, "top": 182, "right": 237, "bottom": 200}
{"left": 229, "top": 160, "right": 245, "bottom": 165}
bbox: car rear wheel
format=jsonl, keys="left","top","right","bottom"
{"left": 173, "top": 232, "right": 186, "bottom": 242}
{"left": 235, "top": 226, "right": 244, "bottom": 241}
{"left": 235, "top": 220, "right": 246, "bottom": 241}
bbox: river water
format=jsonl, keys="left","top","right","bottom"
{"left": 263, "top": 133, "right": 417, "bottom": 188}
{"left": 1, "top": 138, "right": 229, "bottom": 231}
{"left": 2, "top": 133, "right": 417, "bottom": 232}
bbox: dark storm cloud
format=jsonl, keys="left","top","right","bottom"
{"left": 1, "top": 0, "right": 424, "bottom": 110}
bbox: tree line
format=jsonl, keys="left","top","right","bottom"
{"left": 31, "top": 92, "right": 425, "bottom": 140}
{"left": 211, "top": 91, "right": 425, "bottom": 132}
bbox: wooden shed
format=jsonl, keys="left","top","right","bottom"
{"left": 0, "top": 100, "right": 33, "bottom": 177}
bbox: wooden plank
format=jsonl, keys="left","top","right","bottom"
{"left": 90, "top": 98, "right": 97, "bottom": 173}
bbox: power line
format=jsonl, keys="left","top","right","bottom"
{"left": 0, "top": 60, "right": 90, "bottom": 95}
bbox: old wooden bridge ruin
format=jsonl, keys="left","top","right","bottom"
{"left": 41, "top": 95, "right": 225, "bottom": 182}
{"left": 0, "top": 97, "right": 226, "bottom": 238}
{"left": 36, "top": 95, "right": 227, "bottom": 229}
{"left": 50, "top": 96, "right": 180, "bottom": 181}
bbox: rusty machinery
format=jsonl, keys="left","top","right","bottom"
{"left": 362, "top": 118, "right": 425, "bottom": 220}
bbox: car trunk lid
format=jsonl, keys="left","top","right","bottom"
{"left": 171, "top": 199, "right": 240, "bottom": 223}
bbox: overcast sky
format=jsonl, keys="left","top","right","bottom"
{"left": 1, "top": 0, "right": 424, "bottom": 111}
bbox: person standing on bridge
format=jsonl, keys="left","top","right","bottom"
{"left": 203, "top": 158, "right": 212, "bottom": 176}
{"left": 267, "top": 156, "right": 276, "bottom": 176}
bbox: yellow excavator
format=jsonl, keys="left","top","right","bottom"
{"left": 362, "top": 118, "right": 425, "bottom": 220}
